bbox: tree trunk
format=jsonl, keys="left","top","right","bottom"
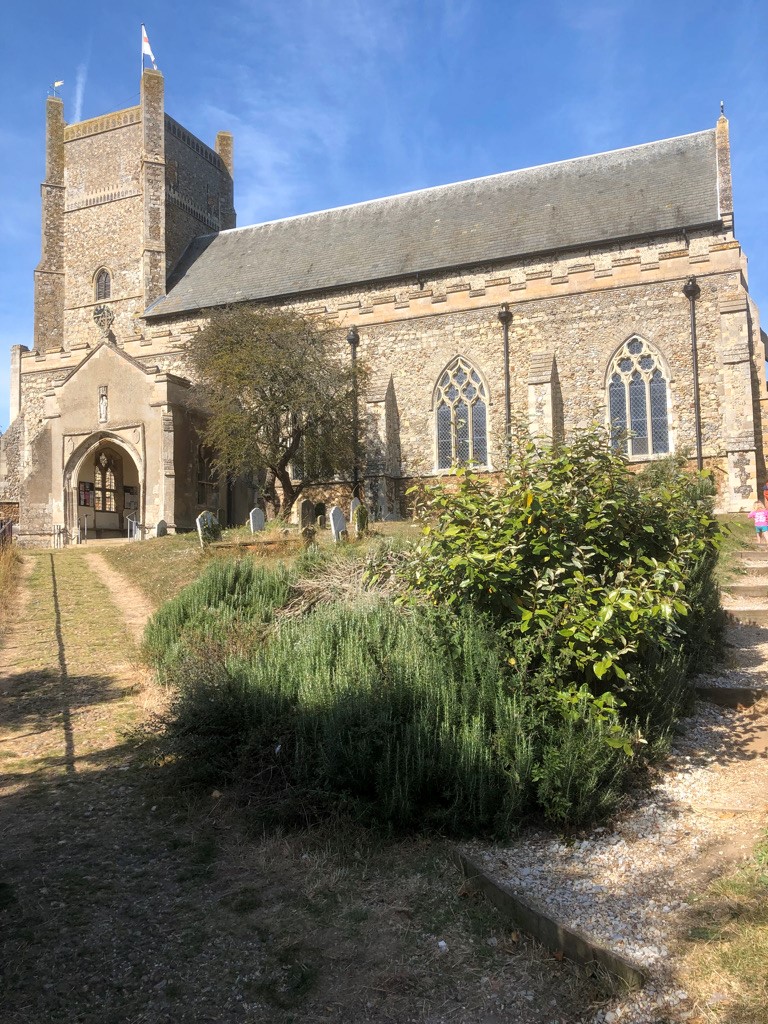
{"left": 263, "top": 467, "right": 281, "bottom": 520}
{"left": 274, "top": 463, "right": 304, "bottom": 519}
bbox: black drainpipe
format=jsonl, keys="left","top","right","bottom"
{"left": 347, "top": 325, "right": 361, "bottom": 498}
{"left": 497, "top": 304, "right": 513, "bottom": 439}
{"left": 682, "top": 276, "right": 703, "bottom": 471}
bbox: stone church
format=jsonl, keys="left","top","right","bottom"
{"left": 0, "top": 67, "right": 766, "bottom": 545}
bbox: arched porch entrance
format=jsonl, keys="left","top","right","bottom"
{"left": 64, "top": 434, "right": 143, "bottom": 540}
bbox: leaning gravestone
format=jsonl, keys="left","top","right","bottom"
{"left": 352, "top": 504, "right": 369, "bottom": 537}
{"left": 249, "top": 507, "right": 265, "bottom": 533}
{"left": 156, "top": 519, "right": 168, "bottom": 538}
{"left": 329, "top": 505, "right": 347, "bottom": 543}
{"left": 349, "top": 496, "right": 361, "bottom": 522}
{"left": 298, "top": 498, "right": 315, "bottom": 530}
{"left": 196, "top": 509, "right": 222, "bottom": 548}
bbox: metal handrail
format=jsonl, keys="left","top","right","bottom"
{"left": 126, "top": 511, "right": 142, "bottom": 542}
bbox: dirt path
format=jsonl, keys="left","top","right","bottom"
{"left": 0, "top": 548, "right": 600, "bottom": 1024}
{"left": 83, "top": 550, "right": 156, "bottom": 645}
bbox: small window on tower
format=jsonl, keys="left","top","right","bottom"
{"left": 95, "top": 269, "right": 111, "bottom": 301}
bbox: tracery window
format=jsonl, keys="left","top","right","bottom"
{"left": 197, "top": 445, "right": 219, "bottom": 507}
{"left": 435, "top": 357, "right": 488, "bottom": 469}
{"left": 94, "top": 450, "right": 118, "bottom": 512}
{"left": 95, "top": 269, "right": 111, "bottom": 301}
{"left": 607, "top": 337, "right": 670, "bottom": 457}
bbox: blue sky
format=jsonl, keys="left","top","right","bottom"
{"left": 1, "top": 1, "right": 767, "bottom": 429}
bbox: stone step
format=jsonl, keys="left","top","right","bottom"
{"left": 726, "top": 565, "right": 768, "bottom": 581}
{"left": 733, "top": 549, "right": 768, "bottom": 563}
{"left": 722, "top": 583, "right": 768, "bottom": 600}
{"left": 725, "top": 607, "right": 768, "bottom": 627}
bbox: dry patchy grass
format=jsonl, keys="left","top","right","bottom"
{"left": 0, "top": 542, "right": 21, "bottom": 640}
{"left": 1, "top": 537, "right": 604, "bottom": 1023}
{"left": 677, "top": 833, "right": 768, "bottom": 1023}
{"left": 99, "top": 519, "right": 421, "bottom": 611}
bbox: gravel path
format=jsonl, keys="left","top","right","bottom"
{"left": 467, "top": 619, "right": 768, "bottom": 1024}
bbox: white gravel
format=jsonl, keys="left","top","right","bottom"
{"left": 466, "top": 620, "right": 768, "bottom": 1024}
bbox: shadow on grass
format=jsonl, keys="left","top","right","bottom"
{"left": 0, "top": 669, "right": 136, "bottom": 780}
{"left": 0, "top": 732, "right": 601, "bottom": 1024}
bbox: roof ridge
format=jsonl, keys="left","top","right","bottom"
{"left": 208, "top": 127, "right": 716, "bottom": 238}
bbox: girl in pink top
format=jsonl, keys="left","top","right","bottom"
{"left": 748, "top": 501, "right": 768, "bottom": 545}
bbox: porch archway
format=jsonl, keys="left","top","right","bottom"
{"left": 63, "top": 432, "right": 144, "bottom": 539}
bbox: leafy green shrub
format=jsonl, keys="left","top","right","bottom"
{"left": 393, "top": 429, "right": 724, "bottom": 716}
{"left": 145, "top": 428, "right": 725, "bottom": 835}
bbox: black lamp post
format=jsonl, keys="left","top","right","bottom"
{"left": 497, "top": 304, "right": 513, "bottom": 438}
{"left": 347, "top": 325, "right": 361, "bottom": 496}
{"left": 682, "top": 276, "right": 703, "bottom": 471}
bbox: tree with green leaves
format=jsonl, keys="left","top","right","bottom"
{"left": 186, "top": 305, "right": 359, "bottom": 518}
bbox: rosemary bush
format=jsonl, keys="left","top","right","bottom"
{"left": 149, "top": 596, "right": 632, "bottom": 832}
{"left": 143, "top": 558, "right": 292, "bottom": 681}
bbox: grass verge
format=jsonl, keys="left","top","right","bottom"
{"left": 0, "top": 542, "right": 21, "bottom": 646}
{"left": 677, "top": 831, "right": 768, "bottom": 1022}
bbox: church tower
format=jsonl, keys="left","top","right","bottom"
{"left": 33, "top": 68, "right": 235, "bottom": 353}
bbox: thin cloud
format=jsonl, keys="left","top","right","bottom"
{"left": 73, "top": 62, "right": 88, "bottom": 122}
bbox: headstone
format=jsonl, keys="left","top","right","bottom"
{"left": 316, "top": 514, "right": 326, "bottom": 529}
{"left": 352, "top": 504, "right": 369, "bottom": 537}
{"left": 156, "top": 519, "right": 167, "bottom": 538}
{"left": 249, "top": 507, "right": 265, "bottom": 533}
{"left": 298, "top": 498, "right": 314, "bottom": 530}
{"left": 196, "top": 509, "right": 222, "bottom": 548}
{"left": 329, "top": 505, "right": 346, "bottom": 542}
{"left": 350, "top": 496, "right": 361, "bottom": 521}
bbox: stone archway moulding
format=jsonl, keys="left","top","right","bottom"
{"left": 62, "top": 426, "right": 146, "bottom": 536}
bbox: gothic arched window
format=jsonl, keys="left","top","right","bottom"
{"left": 94, "top": 449, "right": 119, "bottom": 512}
{"left": 607, "top": 337, "right": 670, "bottom": 457}
{"left": 434, "top": 357, "right": 488, "bottom": 469}
{"left": 95, "top": 269, "right": 111, "bottom": 301}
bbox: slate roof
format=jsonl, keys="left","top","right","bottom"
{"left": 146, "top": 128, "right": 720, "bottom": 319}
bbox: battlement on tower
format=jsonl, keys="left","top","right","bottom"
{"left": 32, "top": 69, "right": 235, "bottom": 354}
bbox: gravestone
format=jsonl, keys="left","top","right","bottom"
{"left": 196, "top": 510, "right": 222, "bottom": 548}
{"left": 156, "top": 519, "right": 167, "bottom": 538}
{"left": 349, "top": 496, "right": 361, "bottom": 522}
{"left": 316, "top": 514, "right": 326, "bottom": 529}
{"left": 329, "top": 505, "right": 346, "bottom": 542}
{"left": 249, "top": 507, "right": 265, "bottom": 533}
{"left": 352, "top": 504, "right": 369, "bottom": 537}
{"left": 298, "top": 498, "right": 314, "bottom": 530}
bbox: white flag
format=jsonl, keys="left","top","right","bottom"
{"left": 141, "top": 24, "right": 157, "bottom": 69}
